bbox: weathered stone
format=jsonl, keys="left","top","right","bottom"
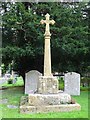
{"left": 20, "top": 96, "right": 28, "bottom": 106}
{"left": 40, "top": 13, "right": 55, "bottom": 76}
{"left": 25, "top": 70, "right": 42, "bottom": 94}
{"left": 28, "top": 93, "right": 71, "bottom": 106}
{"left": 20, "top": 96, "right": 81, "bottom": 114}
{"left": 38, "top": 76, "right": 58, "bottom": 94}
{"left": 64, "top": 72, "right": 80, "bottom": 95}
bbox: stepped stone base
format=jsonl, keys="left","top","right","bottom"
{"left": 28, "top": 93, "right": 71, "bottom": 105}
{"left": 20, "top": 94, "right": 81, "bottom": 114}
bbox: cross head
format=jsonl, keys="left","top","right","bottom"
{"left": 40, "top": 13, "right": 55, "bottom": 36}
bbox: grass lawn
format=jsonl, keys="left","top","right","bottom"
{"left": 0, "top": 77, "right": 89, "bottom": 119}
{"left": 0, "top": 76, "right": 24, "bottom": 87}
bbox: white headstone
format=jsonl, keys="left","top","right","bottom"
{"left": 64, "top": 72, "right": 80, "bottom": 95}
{"left": 25, "top": 70, "right": 42, "bottom": 94}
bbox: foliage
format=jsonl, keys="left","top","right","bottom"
{"left": 1, "top": 64, "right": 6, "bottom": 74}
{"left": 81, "top": 77, "right": 90, "bottom": 87}
{"left": 1, "top": 76, "right": 24, "bottom": 87}
{"left": 7, "top": 78, "right": 13, "bottom": 84}
{"left": 1, "top": 2, "right": 90, "bottom": 80}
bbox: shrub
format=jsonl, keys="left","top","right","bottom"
{"left": 8, "top": 78, "right": 13, "bottom": 84}
{"left": 81, "top": 77, "right": 90, "bottom": 87}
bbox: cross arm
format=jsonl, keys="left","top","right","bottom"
{"left": 40, "top": 19, "right": 46, "bottom": 24}
{"left": 50, "top": 20, "right": 55, "bottom": 25}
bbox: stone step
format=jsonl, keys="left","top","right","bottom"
{"left": 20, "top": 103, "right": 81, "bottom": 114}
{"left": 28, "top": 93, "right": 71, "bottom": 105}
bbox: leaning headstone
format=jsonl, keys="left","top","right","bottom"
{"left": 25, "top": 70, "right": 42, "bottom": 94}
{"left": 64, "top": 72, "right": 80, "bottom": 95}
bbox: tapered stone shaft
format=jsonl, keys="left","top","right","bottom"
{"left": 40, "top": 13, "right": 55, "bottom": 76}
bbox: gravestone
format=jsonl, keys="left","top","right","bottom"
{"left": 64, "top": 72, "right": 80, "bottom": 95}
{"left": 25, "top": 70, "right": 42, "bottom": 94}
{"left": 12, "top": 78, "right": 17, "bottom": 84}
{"left": 12, "top": 71, "right": 18, "bottom": 84}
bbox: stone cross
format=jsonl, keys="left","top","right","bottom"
{"left": 40, "top": 13, "right": 55, "bottom": 36}
{"left": 40, "top": 13, "right": 55, "bottom": 76}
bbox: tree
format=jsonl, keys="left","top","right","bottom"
{"left": 1, "top": 2, "right": 89, "bottom": 84}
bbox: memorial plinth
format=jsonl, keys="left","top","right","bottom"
{"left": 38, "top": 76, "right": 58, "bottom": 94}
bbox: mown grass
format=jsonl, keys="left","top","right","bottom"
{"left": 0, "top": 77, "right": 89, "bottom": 119}
{"left": 0, "top": 87, "right": 89, "bottom": 119}
{"left": 0, "top": 76, "right": 24, "bottom": 87}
